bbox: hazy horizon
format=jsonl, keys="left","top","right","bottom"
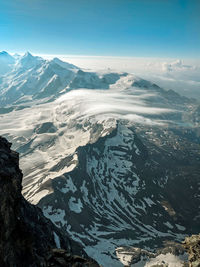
{"left": 2, "top": 50, "right": 200, "bottom": 98}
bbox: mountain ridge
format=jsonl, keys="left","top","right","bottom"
{"left": 0, "top": 51, "right": 200, "bottom": 266}
{"left": 0, "top": 51, "right": 195, "bottom": 108}
{"left": 0, "top": 135, "right": 99, "bottom": 267}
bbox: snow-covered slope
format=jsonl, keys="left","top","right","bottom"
{"left": 0, "top": 85, "right": 174, "bottom": 204}
{"left": 0, "top": 52, "right": 199, "bottom": 266}
{"left": 0, "top": 52, "right": 127, "bottom": 106}
{"left": 0, "top": 85, "right": 199, "bottom": 266}
{"left": 0, "top": 52, "right": 78, "bottom": 105}
{"left": 0, "top": 51, "right": 193, "bottom": 109}
{"left": 0, "top": 51, "right": 15, "bottom": 75}
{"left": 35, "top": 121, "right": 199, "bottom": 266}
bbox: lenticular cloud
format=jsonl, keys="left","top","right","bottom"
{"left": 56, "top": 88, "right": 173, "bottom": 124}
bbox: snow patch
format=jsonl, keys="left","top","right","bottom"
{"left": 53, "top": 232, "right": 61, "bottom": 248}
{"left": 68, "top": 197, "right": 83, "bottom": 213}
{"left": 144, "top": 253, "right": 185, "bottom": 267}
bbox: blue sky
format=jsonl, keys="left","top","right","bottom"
{"left": 0, "top": 0, "right": 200, "bottom": 58}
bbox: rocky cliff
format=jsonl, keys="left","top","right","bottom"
{"left": 0, "top": 136, "right": 99, "bottom": 267}
{"left": 183, "top": 234, "right": 200, "bottom": 267}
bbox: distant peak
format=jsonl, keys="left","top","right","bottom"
{"left": 23, "top": 51, "right": 33, "bottom": 58}
{"left": 0, "top": 51, "right": 15, "bottom": 64}
{"left": 51, "top": 57, "right": 79, "bottom": 70}
{"left": 0, "top": 51, "right": 10, "bottom": 56}
{"left": 52, "top": 57, "right": 61, "bottom": 62}
{"left": 0, "top": 51, "right": 8, "bottom": 54}
{"left": 13, "top": 53, "right": 20, "bottom": 57}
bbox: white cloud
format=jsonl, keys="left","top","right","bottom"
{"left": 56, "top": 88, "right": 173, "bottom": 125}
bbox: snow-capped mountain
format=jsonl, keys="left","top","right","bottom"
{"left": 0, "top": 52, "right": 77, "bottom": 105}
{"left": 0, "top": 51, "right": 15, "bottom": 64}
{"left": 0, "top": 51, "right": 15, "bottom": 75}
{"left": 0, "top": 52, "right": 126, "bottom": 106}
{"left": 0, "top": 135, "right": 99, "bottom": 267}
{"left": 35, "top": 121, "right": 199, "bottom": 266}
{"left": 0, "top": 52, "right": 199, "bottom": 266}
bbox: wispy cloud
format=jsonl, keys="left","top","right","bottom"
{"left": 56, "top": 88, "right": 173, "bottom": 125}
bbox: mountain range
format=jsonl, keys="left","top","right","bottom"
{"left": 0, "top": 51, "right": 199, "bottom": 266}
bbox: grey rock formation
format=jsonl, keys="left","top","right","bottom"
{"left": 116, "top": 241, "right": 187, "bottom": 266}
{"left": 0, "top": 136, "right": 99, "bottom": 267}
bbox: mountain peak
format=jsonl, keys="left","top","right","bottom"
{"left": 52, "top": 57, "right": 62, "bottom": 62}
{"left": 52, "top": 57, "right": 79, "bottom": 70}
{"left": 0, "top": 51, "right": 14, "bottom": 59}
{"left": 0, "top": 51, "right": 15, "bottom": 66}
{"left": 16, "top": 52, "right": 44, "bottom": 70}
{"left": 23, "top": 51, "right": 33, "bottom": 58}
{"left": 0, "top": 51, "right": 9, "bottom": 56}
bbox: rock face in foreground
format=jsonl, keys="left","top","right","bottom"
{"left": 0, "top": 136, "right": 99, "bottom": 267}
{"left": 183, "top": 234, "right": 200, "bottom": 267}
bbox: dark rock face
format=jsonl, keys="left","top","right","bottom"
{"left": 0, "top": 136, "right": 99, "bottom": 267}
{"left": 36, "top": 121, "right": 200, "bottom": 265}
{"left": 183, "top": 234, "right": 200, "bottom": 267}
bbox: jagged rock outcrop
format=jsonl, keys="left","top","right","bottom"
{"left": 116, "top": 241, "right": 188, "bottom": 267}
{"left": 0, "top": 136, "right": 99, "bottom": 267}
{"left": 183, "top": 234, "right": 200, "bottom": 267}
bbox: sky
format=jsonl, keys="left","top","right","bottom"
{"left": 0, "top": 0, "right": 200, "bottom": 58}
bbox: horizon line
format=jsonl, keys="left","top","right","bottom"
{"left": 3, "top": 51, "right": 200, "bottom": 61}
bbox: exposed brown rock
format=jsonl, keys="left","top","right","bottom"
{"left": 183, "top": 234, "right": 200, "bottom": 267}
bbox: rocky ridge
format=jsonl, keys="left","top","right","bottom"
{"left": 35, "top": 121, "right": 200, "bottom": 266}
{"left": 1, "top": 52, "right": 200, "bottom": 266}
{"left": 116, "top": 235, "right": 200, "bottom": 267}
{"left": 116, "top": 241, "right": 188, "bottom": 266}
{"left": 0, "top": 136, "right": 99, "bottom": 267}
